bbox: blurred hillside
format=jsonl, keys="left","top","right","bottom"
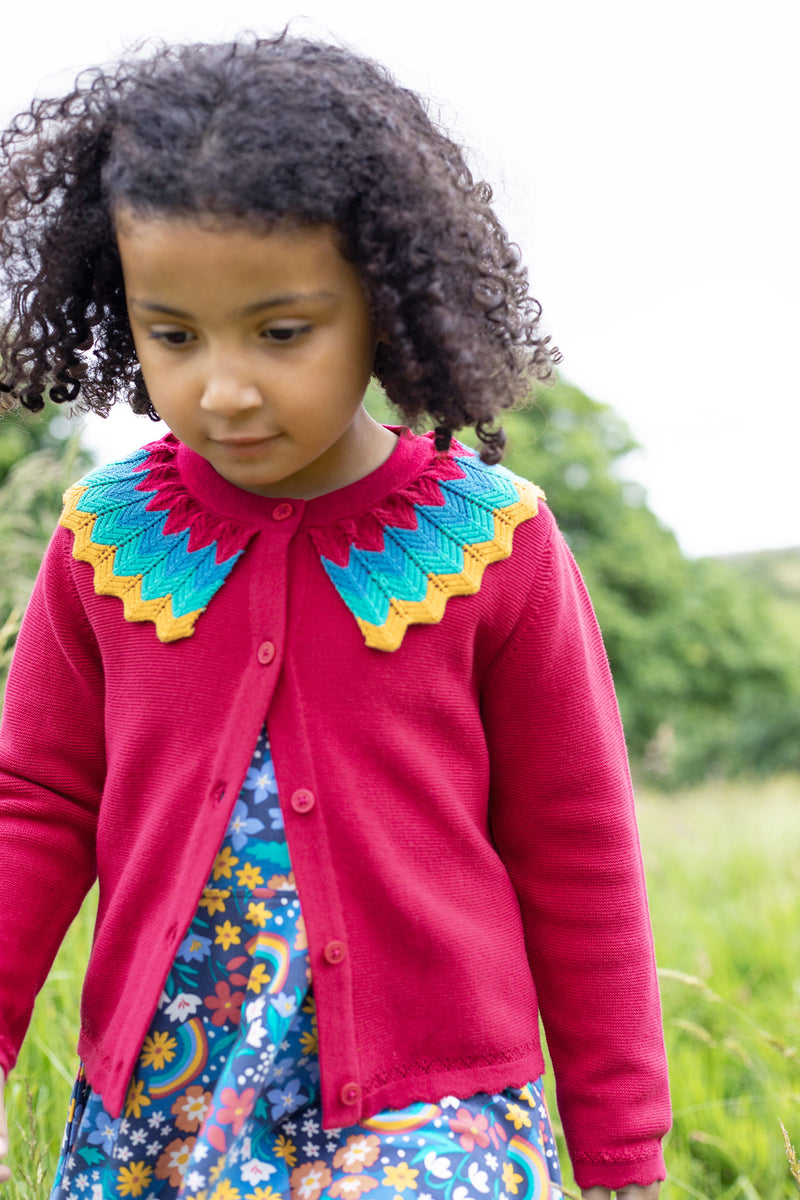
{"left": 719, "top": 546, "right": 800, "bottom": 647}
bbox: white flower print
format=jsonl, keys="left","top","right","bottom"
{"left": 245, "top": 995, "right": 266, "bottom": 1023}
{"left": 246, "top": 1017, "right": 268, "bottom": 1048}
{"left": 241, "top": 1160, "right": 277, "bottom": 1183}
{"left": 165, "top": 992, "right": 202, "bottom": 1022}
{"left": 468, "top": 1161, "right": 490, "bottom": 1193}
{"left": 423, "top": 1151, "right": 452, "bottom": 1179}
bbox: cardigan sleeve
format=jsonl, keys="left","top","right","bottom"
{"left": 0, "top": 526, "right": 105, "bottom": 1075}
{"left": 482, "top": 507, "right": 670, "bottom": 1192}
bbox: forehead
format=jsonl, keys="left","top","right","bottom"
{"left": 114, "top": 211, "right": 361, "bottom": 306}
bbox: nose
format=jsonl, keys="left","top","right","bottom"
{"left": 199, "top": 368, "right": 264, "bottom": 417}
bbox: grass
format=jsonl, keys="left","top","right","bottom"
{"left": 4, "top": 779, "right": 800, "bottom": 1198}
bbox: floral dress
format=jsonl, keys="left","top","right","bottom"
{"left": 51, "top": 727, "right": 563, "bottom": 1200}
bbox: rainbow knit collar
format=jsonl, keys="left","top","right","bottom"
{"left": 310, "top": 449, "right": 543, "bottom": 651}
{"left": 59, "top": 441, "right": 254, "bottom": 643}
{"left": 59, "top": 437, "right": 542, "bottom": 649}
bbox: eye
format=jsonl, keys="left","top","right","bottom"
{"left": 261, "top": 324, "right": 312, "bottom": 344}
{"left": 148, "top": 328, "right": 195, "bottom": 347}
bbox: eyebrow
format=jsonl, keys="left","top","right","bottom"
{"left": 129, "top": 290, "right": 338, "bottom": 319}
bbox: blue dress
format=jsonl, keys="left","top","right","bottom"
{"left": 51, "top": 728, "right": 563, "bottom": 1200}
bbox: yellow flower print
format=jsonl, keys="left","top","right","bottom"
{"left": 246, "top": 1190, "right": 282, "bottom": 1200}
{"left": 294, "top": 914, "right": 308, "bottom": 951}
{"left": 124, "top": 1079, "right": 151, "bottom": 1119}
{"left": 212, "top": 846, "right": 239, "bottom": 880}
{"left": 211, "top": 1181, "right": 240, "bottom": 1200}
{"left": 200, "top": 888, "right": 231, "bottom": 915}
{"left": 504, "top": 1102, "right": 531, "bottom": 1130}
{"left": 381, "top": 1163, "right": 418, "bottom": 1192}
{"left": 518, "top": 1083, "right": 535, "bottom": 1105}
{"left": 214, "top": 920, "right": 242, "bottom": 950}
{"left": 299, "top": 1028, "right": 318, "bottom": 1056}
{"left": 502, "top": 1162, "right": 523, "bottom": 1195}
{"left": 117, "top": 1161, "right": 153, "bottom": 1197}
{"left": 140, "top": 1029, "right": 178, "bottom": 1070}
{"left": 273, "top": 1133, "right": 297, "bottom": 1167}
{"left": 236, "top": 862, "right": 264, "bottom": 889}
{"left": 246, "top": 963, "right": 270, "bottom": 994}
{"left": 246, "top": 901, "right": 271, "bottom": 928}
{"left": 302, "top": 994, "right": 316, "bottom": 1014}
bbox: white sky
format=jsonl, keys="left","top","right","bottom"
{"left": 2, "top": 0, "right": 797, "bottom": 556}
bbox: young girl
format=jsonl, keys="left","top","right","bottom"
{"left": 0, "top": 34, "right": 669, "bottom": 1200}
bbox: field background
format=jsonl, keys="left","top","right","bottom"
{"left": 3, "top": 776, "right": 800, "bottom": 1200}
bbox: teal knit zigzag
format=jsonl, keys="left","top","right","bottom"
{"left": 321, "top": 456, "right": 525, "bottom": 627}
{"left": 71, "top": 449, "right": 245, "bottom": 619}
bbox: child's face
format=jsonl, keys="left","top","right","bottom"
{"left": 116, "top": 212, "right": 387, "bottom": 499}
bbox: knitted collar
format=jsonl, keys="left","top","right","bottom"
{"left": 59, "top": 432, "right": 542, "bottom": 649}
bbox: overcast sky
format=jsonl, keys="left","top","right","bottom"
{"left": 2, "top": 0, "right": 797, "bottom": 556}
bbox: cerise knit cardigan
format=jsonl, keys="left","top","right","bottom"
{"left": 0, "top": 430, "right": 670, "bottom": 1190}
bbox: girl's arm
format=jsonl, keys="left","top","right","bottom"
{"left": 482, "top": 507, "right": 669, "bottom": 1192}
{"left": 0, "top": 526, "right": 104, "bottom": 1079}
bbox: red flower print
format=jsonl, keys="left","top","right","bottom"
{"left": 448, "top": 1107, "right": 491, "bottom": 1151}
{"left": 204, "top": 980, "right": 246, "bottom": 1027}
{"left": 216, "top": 1085, "right": 257, "bottom": 1136}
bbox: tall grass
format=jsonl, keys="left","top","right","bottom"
{"left": 3, "top": 780, "right": 800, "bottom": 1198}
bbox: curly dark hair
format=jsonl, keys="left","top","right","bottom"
{"left": 0, "top": 33, "right": 557, "bottom": 462}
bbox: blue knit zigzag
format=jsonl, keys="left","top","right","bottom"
{"left": 71, "top": 449, "right": 244, "bottom": 619}
{"left": 321, "top": 455, "right": 525, "bottom": 628}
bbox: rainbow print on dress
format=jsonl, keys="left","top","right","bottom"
{"left": 319, "top": 452, "right": 543, "bottom": 651}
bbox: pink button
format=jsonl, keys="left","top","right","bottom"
{"left": 340, "top": 1082, "right": 361, "bottom": 1106}
{"left": 273, "top": 502, "right": 293, "bottom": 521}
{"left": 257, "top": 641, "right": 276, "bottom": 665}
{"left": 291, "top": 789, "right": 315, "bottom": 813}
{"left": 324, "top": 940, "right": 346, "bottom": 965}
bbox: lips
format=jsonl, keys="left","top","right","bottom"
{"left": 210, "top": 435, "right": 280, "bottom": 456}
{"left": 212, "top": 435, "right": 278, "bottom": 446}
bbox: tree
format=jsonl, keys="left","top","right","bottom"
{"left": 0, "top": 406, "right": 88, "bottom": 693}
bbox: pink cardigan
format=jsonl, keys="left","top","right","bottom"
{"left": 0, "top": 429, "right": 669, "bottom": 1190}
